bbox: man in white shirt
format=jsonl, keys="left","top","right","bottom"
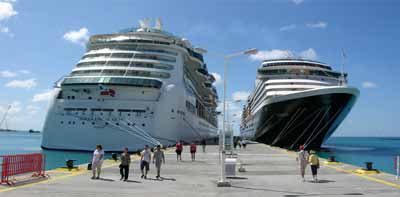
{"left": 140, "top": 145, "right": 152, "bottom": 179}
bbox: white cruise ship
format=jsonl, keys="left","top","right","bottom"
{"left": 41, "top": 19, "right": 218, "bottom": 152}
{"left": 240, "top": 59, "right": 359, "bottom": 150}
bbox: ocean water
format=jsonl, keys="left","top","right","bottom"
{"left": 1, "top": 132, "right": 400, "bottom": 175}
{"left": 319, "top": 137, "right": 400, "bottom": 175}
{"left": 0, "top": 131, "right": 111, "bottom": 170}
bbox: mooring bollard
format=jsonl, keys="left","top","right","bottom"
{"left": 365, "top": 162, "right": 374, "bottom": 171}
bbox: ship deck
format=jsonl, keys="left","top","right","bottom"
{"left": 1, "top": 144, "right": 399, "bottom": 196}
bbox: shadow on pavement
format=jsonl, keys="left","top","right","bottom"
{"left": 160, "top": 177, "right": 176, "bottom": 181}
{"left": 125, "top": 180, "right": 141, "bottom": 183}
{"left": 284, "top": 192, "right": 363, "bottom": 196}
{"left": 98, "top": 178, "right": 114, "bottom": 182}
{"left": 231, "top": 185, "right": 305, "bottom": 195}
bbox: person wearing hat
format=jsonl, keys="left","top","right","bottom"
{"left": 308, "top": 150, "right": 320, "bottom": 182}
{"left": 153, "top": 145, "right": 165, "bottom": 179}
{"left": 296, "top": 145, "right": 309, "bottom": 182}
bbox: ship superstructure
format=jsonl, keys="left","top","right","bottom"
{"left": 42, "top": 19, "right": 218, "bottom": 151}
{"left": 240, "top": 59, "right": 359, "bottom": 150}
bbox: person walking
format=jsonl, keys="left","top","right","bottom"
{"left": 308, "top": 150, "right": 320, "bottom": 182}
{"left": 296, "top": 145, "right": 309, "bottom": 182}
{"left": 119, "top": 147, "right": 131, "bottom": 181}
{"left": 238, "top": 139, "right": 242, "bottom": 149}
{"left": 190, "top": 142, "right": 197, "bottom": 161}
{"left": 140, "top": 145, "right": 151, "bottom": 179}
{"left": 91, "top": 144, "right": 104, "bottom": 179}
{"left": 242, "top": 140, "right": 247, "bottom": 149}
{"left": 233, "top": 139, "right": 238, "bottom": 150}
{"left": 201, "top": 139, "right": 206, "bottom": 153}
{"left": 153, "top": 145, "right": 165, "bottom": 179}
{"left": 176, "top": 141, "right": 183, "bottom": 161}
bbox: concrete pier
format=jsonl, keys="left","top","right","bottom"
{"left": 1, "top": 144, "right": 399, "bottom": 196}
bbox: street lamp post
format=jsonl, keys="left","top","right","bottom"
{"left": 213, "top": 48, "right": 258, "bottom": 187}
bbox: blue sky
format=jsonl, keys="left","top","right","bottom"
{"left": 0, "top": 0, "right": 399, "bottom": 136}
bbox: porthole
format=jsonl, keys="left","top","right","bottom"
{"left": 92, "top": 122, "right": 95, "bottom": 125}
{"left": 116, "top": 123, "right": 119, "bottom": 126}
{"left": 82, "top": 122, "right": 85, "bottom": 125}
{"left": 142, "top": 123, "right": 145, "bottom": 127}
{"left": 61, "top": 121, "right": 64, "bottom": 124}
{"left": 88, "top": 96, "right": 92, "bottom": 100}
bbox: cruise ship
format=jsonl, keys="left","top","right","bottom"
{"left": 240, "top": 59, "right": 359, "bottom": 150}
{"left": 41, "top": 19, "right": 218, "bottom": 152}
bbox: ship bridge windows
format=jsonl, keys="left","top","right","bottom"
{"left": 76, "top": 61, "right": 173, "bottom": 70}
{"left": 62, "top": 77, "right": 163, "bottom": 89}
{"left": 70, "top": 69, "right": 171, "bottom": 79}
{"left": 258, "top": 69, "right": 345, "bottom": 78}
{"left": 88, "top": 45, "right": 178, "bottom": 56}
{"left": 81, "top": 53, "right": 176, "bottom": 63}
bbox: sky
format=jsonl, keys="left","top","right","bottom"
{"left": 0, "top": 0, "right": 399, "bottom": 137}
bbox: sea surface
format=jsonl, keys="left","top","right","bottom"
{"left": 319, "top": 136, "right": 400, "bottom": 175}
{"left": 1, "top": 132, "right": 399, "bottom": 174}
{"left": 0, "top": 131, "right": 111, "bottom": 170}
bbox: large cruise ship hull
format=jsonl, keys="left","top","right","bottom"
{"left": 242, "top": 87, "right": 359, "bottom": 150}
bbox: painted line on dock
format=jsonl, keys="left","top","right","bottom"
{"left": 0, "top": 158, "right": 132, "bottom": 193}
{"left": 0, "top": 150, "right": 168, "bottom": 193}
{"left": 323, "top": 164, "right": 400, "bottom": 189}
{"left": 276, "top": 146, "right": 400, "bottom": 190}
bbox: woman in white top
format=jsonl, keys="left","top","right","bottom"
{"left": 91, "top": 144, "right": 104, "bottom": 179}
{"left": 296, "top": 145, "right": 309, "bottom": 182}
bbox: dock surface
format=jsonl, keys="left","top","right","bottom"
{"left": 1, "top": 144, "right": 399, "bottom": 196}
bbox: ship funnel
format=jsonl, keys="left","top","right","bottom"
{"left": 155, "top": 18, "right": 163, "bottom": 30}
{"left": 138, "top": 18, "right": 151, "bottom": 30}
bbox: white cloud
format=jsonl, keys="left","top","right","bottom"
{"left": 0, "top": 2, "right": 17, "bottom": 21}
{"left": 299, "top": 48, "right": 318, "bottom": 59}
{"left": 32, "top": 89, "right": 55, "bottom": 102}
{"left": 306, "top": 21, "right": 328, "bottom": 29}
{"left": 279, "top": 24, "right": 296, "bottom": 31}
{"left": 362, "top": 81, "right": 378, "bottom": 89}
{"left": 0, "top": 70, "right": 17, "bottom": 77}
{"left": 232, "top": 91, "right": 250, "bottom": 102}
{"left": 292, "top": 0, "right": 304, "bottom": 5}
{"left": 63, "top": 27, "right": 89, "bottom": 45}
{"left": 250, "top": 48, "right": 318, "bottom": 61}
{"left": 211, "top": 72, "right": 222, "bottom": 86}
{"left": 5, "top": 78, "right": 37, "bottom": 89}
{"left": 250, "top": 49, "right": 293, "bottom": 61}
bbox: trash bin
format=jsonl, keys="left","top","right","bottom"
{"left": 225, "top": 158, "right": 237, "bottom": 177}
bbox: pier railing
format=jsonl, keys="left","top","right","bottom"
{"left": 0, "top": 153, "right": 46, "bottom": 185}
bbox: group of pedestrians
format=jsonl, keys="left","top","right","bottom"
{"left": 175, "top": 140, "right": 207, "bottom": 162}
{"left": 233, "top": 139, "right": 247, "bottom": 150}
{"left": 296, "top": 145, "right": 320, "bottom": 182}
{"left": 90, "top": 144, "right": 165, "bottom": 181}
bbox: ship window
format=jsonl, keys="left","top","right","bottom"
{"left": 92, "top": 122, "right": 95, "bottom": 125}
{"left": 105, "top": 122, "right": 109, "bottom": 125}
{"left": 142, "top": 123, "right": 145, "bottom": 127}
{"left": 82, "top": 122, "right": 85, "bottom": 125}
{"left": 127, "top": 123, "right": 131, "bottom": 126}
{"left": 116, "top": 123, "right": 119, "bottom": 126}
{"left": 71, "top": 96, "right": 75, "bottom": 99}
{"left": 61, "top": 121, "right": 64, "bottom": 124}
{"left": 88, "top": 96, "right": 92, "bottom": 100}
